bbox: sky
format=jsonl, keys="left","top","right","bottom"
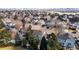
{"left": 0, "top": 0, "right": 79, "bottom": 8}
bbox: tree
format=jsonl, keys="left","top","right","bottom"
{"left": 47, "top": 33, "right": 62, "bottom": 50}
{"left": 40, "top": 36, "right": 48, "bottom": 50}
{"left": 0, "top": 28, "right": 11, "bottom": 45}
{"left": 24, "top": 26, "right": 39, "bottom": 50}
{"left": 29, "top": 36, "right": 39, "bottom": 50}
{"left": 21, "top": 37, "right": 28, "bottom": 48}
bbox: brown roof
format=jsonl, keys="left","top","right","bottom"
{"left": 31, "top": 25, "right": 42, "bottom": 31}
{"left": 25, "top": 24, "right": 43, "bottom": 31}
{"left": 14, "top": 20, "right": 23, "bottom": 30}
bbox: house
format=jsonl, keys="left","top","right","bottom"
{"left": 1, "top": 18, "right": 15, "bottom": 30}
{"left": 31, "top": 25, "right": 43, "bottom": 40}
{"left": 57, "top": 33, "right": 75, "bottom": 49}
{"left": 69, "top": 23, "right": 77, "bottom": 30}
{"left": 14, "top": 20, "right": 23, "bottom": 30}
{"left": 38, "top": 20, "right": 45, "bottom": 26}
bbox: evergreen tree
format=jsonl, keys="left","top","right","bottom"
{"left": 47, "top": 33, "right": 62, "bottom": 50}
{"left": 40, "top": 36, "right": 48, "bottom": 50}
{"left": 25, "top": 26, "right": 39, "bottom": 50}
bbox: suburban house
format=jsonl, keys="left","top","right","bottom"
{"left": 57, "top": 33, "right": 75, "bottom": 49}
